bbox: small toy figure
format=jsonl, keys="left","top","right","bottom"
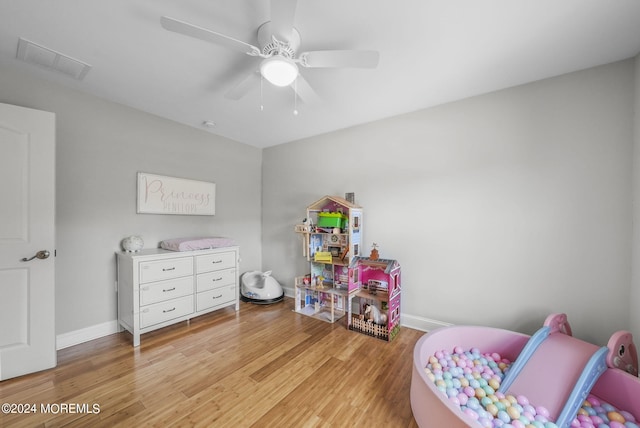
{"left": 370, "top": 243, "right": 379, "bottom": 261}
{"left": 363, "top": 303, "right": 387, "bottom": 325}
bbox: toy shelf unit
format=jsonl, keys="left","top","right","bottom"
{"left": 347, "top": 257, "right": 401, "bottom": 342}
{"left": 294, "top": 195, "right": 363, "bottom": 323}
{"left": 294, "top": 275, "right": 349, "bottom": 323}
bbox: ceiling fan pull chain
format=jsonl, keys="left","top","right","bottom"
{"left": 260, "top": 74, "right": 264, "bottom": 112}
{"left": 293, "top": 78, "right": 298, "bottom": 116}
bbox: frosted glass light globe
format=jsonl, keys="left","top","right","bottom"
{"left": 260, "top": 55, "right": 298, "bottom": 87}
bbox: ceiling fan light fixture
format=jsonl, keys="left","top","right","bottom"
{"left": 260, "top": 55, "right": 298, "bottom": 87}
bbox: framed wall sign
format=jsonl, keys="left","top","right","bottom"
{"left": 137, "top": 172, "right": 215, "bottom": 215}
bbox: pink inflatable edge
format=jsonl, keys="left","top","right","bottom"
{"left": 410, "top": 325, "right": 640, "bottom": 428}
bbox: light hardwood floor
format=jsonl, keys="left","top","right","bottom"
{"left": 0, "top": 298, "right": 423, "bottom": 427}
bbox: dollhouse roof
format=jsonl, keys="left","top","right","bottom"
{"left": 306, "top": 195, "right": 361, "bottom": 211}
{"left": 349, "top": 256, "right": 399, "bottom": 274}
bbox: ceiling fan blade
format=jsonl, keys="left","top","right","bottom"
{"left": 161, "top": 16, "right": 262, "bottom": 57}
{"left": 291, "top": 74, "right": 319, "bottom": 104}
{"left": 299, "top": 50, "right": 380, "bottom": 69}
{"left": 270, "top": 0, "right": 298, "bottom": 42}
{"left": 224, "top": 71, "right": 261, "bottom": 100}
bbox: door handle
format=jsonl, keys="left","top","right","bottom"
{"left": 21, "top": 250, "right": 50, "bottom": 262}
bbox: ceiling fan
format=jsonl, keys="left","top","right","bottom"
{"left": 160, "top": 0, "right": 379, "bottom": 103}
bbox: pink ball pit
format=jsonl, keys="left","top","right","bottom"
{"left": 410, "top": 325, "right": 640, "bottom": 428}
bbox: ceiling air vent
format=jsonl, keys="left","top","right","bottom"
{"left": 16, "top": 38, "right": 91, "bottom": 81}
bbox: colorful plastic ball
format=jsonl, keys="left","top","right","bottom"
{"left": 457, "top": 392, "right": 469, "bottom": 406}
{"left": 497, "top": 410, "right": 511, "bottom": 423}
{"left": 518, "top": 415, "right": 531, "bottom": 425}
{"left": 584, "top": 406, "right": 597, "bottom": 416}
{"left": 481, "top": 396, "right": 493, "bottom": 407}
{"left": 506, "top": 406, "right": 521, "bottom": 420}
{"left": 464, "top": 408, "right": 480, "bottom": 420}
{"left": 461, "top": 386, "right": 473, "bottom": 397}
{"left": 486, "top": 403, "right": 499, "bottom": 416}
{"left": 467, "top": 397, "right": 481, "bottom": 410}
{"left": 619, "top": 410, "right": 636, "bottom": 422}
{"left": 587, "top": 396, "right": 601, "bottom": 407}
{"left": 478, "top": 417, "right": 493, "bottom": 427}
{"left": 484, "top": 385, "right": 496, "bottom": 396}
{"left": 536, "top": 406, "right": 550, "bottom": 418}
{"left": 499, "top": 398, "right": 512, "bottom": 409}
{"left": 446, "top": 387, "right": 458, "bottom": 398}
{"left": 608, "top": 411, "right": 626, "bottom": 423}
{"left": 534, "top": 414, "right": 548, "bottom": 424}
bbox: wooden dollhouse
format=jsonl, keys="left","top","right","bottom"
{"left": 294, "top": 195, "right": 401, "bottom": 341}
{"left": 294, "top": 195, "right": 363, "bottom": 323}
{"left": 346, "top": 256, "right": 401, "bottom": 341}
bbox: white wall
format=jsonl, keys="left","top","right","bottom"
{"left": 263, "top": 59, "right": 635, "bottom": 346}
{"left": 632, "top": 53, "right": 640, "bottom": 338}
{"left": 0, "top": 64, "right": 263, "bottom": 336}
{"left": 0, "top": 57, "right": 636, "bottom": 348}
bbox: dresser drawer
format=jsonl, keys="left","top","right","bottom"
{"left": 140, "top": 257, "right": 193, "bottom": 284}
{"left": 197, "top": 285, "right": 235, "bottom": 311}
{"left": 196, "top": 251, "right": 236, "bottom": 274}
{"left": 140, "top": 295, "right": 193, "bottom": 328}
{"left": 196, "top": 268, "right": 236, "bottom": 292}
{"left": 140, "top": 276, "right": 193, "bottom": 306}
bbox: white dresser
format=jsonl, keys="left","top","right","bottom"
{"left": 116, "top": 246, "right": 240, "bottom": 346}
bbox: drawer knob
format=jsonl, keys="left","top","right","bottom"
{"left": 163, "top": 307, "right": 176, "bottom": 313}
{"left": 212, "top": 277, "right": 223, "bottom": 282}
{"left": 162, "top": 267, "right": 176, "bottom": 271}
{"left": 212, "top": 260, "right": 222, "bottom": 264}
{"left": 213, "top": 294, "right": 222, "bottom": 299}
{"left": 163, "top": 287, "right": 176, "bottom": 292}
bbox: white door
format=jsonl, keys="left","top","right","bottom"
{"left": 0, "top": 102, "right": 56, "bottom": 381}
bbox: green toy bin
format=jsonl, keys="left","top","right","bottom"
{"left": 317, "top": 212, "right": 346, "bottom": 228}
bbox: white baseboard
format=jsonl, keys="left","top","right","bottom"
{"left": 401, "top": 313, "right": 453, "bottom": 332}
{"left": 56, "top": 320, "right": 120, "bottom": 350}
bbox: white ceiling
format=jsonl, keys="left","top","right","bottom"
{"left": 1, "top": 0, "right": 640, "bottom": 149}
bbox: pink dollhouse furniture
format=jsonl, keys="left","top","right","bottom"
{"left": 346, "top": 256, "right": 401, "bottom": 341}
